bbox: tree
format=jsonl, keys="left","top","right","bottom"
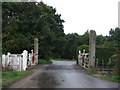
{"left": 2, "top": 2, "right": 65, "bottom": 60}
{"left": 62, "top": 33, "right": 80, "bottom": 59}
{"left": 81, "top": 30, "right": 89, "bottom": 45}
{"left": 109, "top": 27, "right": 120, "bottom": 44}
{"left": 96, "top": 35, "right": 106, "bottom": 45}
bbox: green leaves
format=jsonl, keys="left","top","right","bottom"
{"left": 2, "top": 2, "right": 65, "bottom": 61}
{"left": 109, "top": 27, "right": 120, "bottom": 46}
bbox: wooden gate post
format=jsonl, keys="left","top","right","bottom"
{"left": 89, "top": 30, "right": 96, "bottom": 73}
{"left": 34, "top": 38, "right": 38, "bottom": 64}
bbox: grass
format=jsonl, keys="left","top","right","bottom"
{"left": 38, "top": 59, "right": 52, "bottom": 64}
{"left": 87, "top": 72, "right": 120, "bottom": 83}
{"left": 2, "top": 71, "right": 32, "bottom": 87}
{"left": 50, "top": 58, "right": 76, "bottom": 61}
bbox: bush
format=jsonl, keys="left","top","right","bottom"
{"left": 77, "top": 45, "right": 89, "bottom": 53}
{"left": 109, "top": 54, "right": 120, "bottom": 75}
{"left": 38, "top": 59, "right": 52, "bottom": 64}
{"left": 96, "top": 46, "right": 117, "bottom": 67}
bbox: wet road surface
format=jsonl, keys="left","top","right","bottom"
{"left": 10, "top": 60, "right": 118, "bottom": 88}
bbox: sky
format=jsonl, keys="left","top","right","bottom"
{"left": 37, "top": 0, "right": 119, "bottom": 36}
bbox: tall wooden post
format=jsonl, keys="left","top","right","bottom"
{"left": 89, "top": 30, "right": 96, "bottom": 73}
{"left": 34, "top": 38, "right": 38, "bottom": 64}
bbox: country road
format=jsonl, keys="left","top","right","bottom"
{"left": 9, "top": 60, "right": 118, "bottom": 88}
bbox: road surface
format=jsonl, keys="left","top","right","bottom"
{"left": 9, "top": 60, "right": 118, "bottom": 88}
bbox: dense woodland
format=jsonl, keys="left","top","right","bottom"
{"left": 2, "top": 2, "right": 120, "bottom": 70}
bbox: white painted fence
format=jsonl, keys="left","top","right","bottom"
{"left": 78, "top": 50, "right": 89, "bottom": 69}
{"left": 2, "top": 50, "right": 38, "bottom": 72}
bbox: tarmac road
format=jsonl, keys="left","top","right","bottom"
{"left": 9, "top": 60, "right": 118, "bottom": 88}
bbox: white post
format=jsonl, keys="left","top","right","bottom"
{"left": 84, "top": 54, "right": 87, "bottom": 68}
{"left": 29, "top": 53, "right": 33, "bottom": 66}
{"left": 2, "top": 54, "right": 5, "bottom": 68}
{"left": 29, "top": 53, "right": 31, "bottom": 66}
{"left": 7, "top": 52, "right": 10, "bottom": 67}
{"left": 19, "top": 56, "right": 22, "bottom": 72}
{"left": 22, "top": 50, "right": 28, "bottom": 71}
{"left": 78, "top": 50, "right": 81, "bottom": 65}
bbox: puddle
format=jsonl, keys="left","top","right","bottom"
{"left": 31, "top": 72, "right": 60, "bottom": 88}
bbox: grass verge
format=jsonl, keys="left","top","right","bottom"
{"left": 38, "top": 59, "right": 52, "bottom": 64}
{"left": 50, "top": 58, "right": 76, "bottom": 61}
{"left": 2, "top": 71, "right": 32, "bottom": 87}
{"left": 87, "top": 72, "right": 120, "bottom": 83}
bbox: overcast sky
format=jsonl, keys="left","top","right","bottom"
{"left": 37, "top": 0, "right": 119, "bottom": 36}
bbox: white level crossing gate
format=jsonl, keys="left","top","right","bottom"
{"left": 2, "top": 50, "right": 38, "bottom": 72}
{"left": 78, "top": 50, "right": 89, "bottom": 69}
